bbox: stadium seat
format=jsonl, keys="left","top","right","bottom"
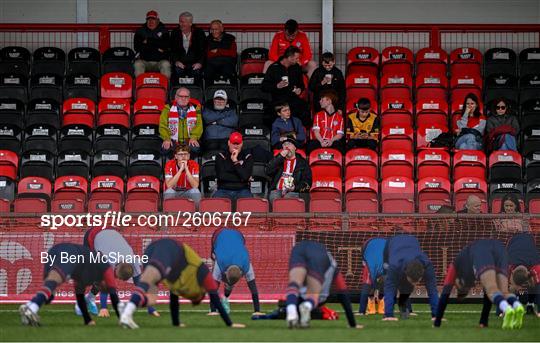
{"left": 489, "top": 182, "right": 524, "bottom": 213}
{"left": 309, "top": 198, "right": 342, "bottom": 228}
{"left": 30, "top": 73, "right": 63, "bottom": 103}
{"left": 519, "top": 74, "right": 540, "bottom": 105}
{"left": 0, "top": 177, "right": 15, "bottom": 212}
{"left": 415, "top": 68, "right": 448, "bottom": 102}
{"left": 380, "top": 176, "right": 414, "bottom": 213}
{"left": 453, "top": 149, "right": 487, "bottom": 180}
{"left": 415, "top": 97, "right": 450, "bottom": 128}
{"left": 236, "top": 197, "right": 269, "bottom": 213}
{"left": 20, "top": 150, "right": 54, "bottom": 181}
{"left": 23, "top": 123, "right": 57, "bottom": 155}
{"left": 272, "top": 198, "right": 305, "bottom": 212}
{"left": 13, "top": 176, "right": 52, "bottom": 213}
{"left": 417, "top": 176, "right": 452, "bottom": 213}
{"left": 417, "top": 149, "right": 451, "bottom": 180}
{"left": 135, "top": 72, "right": 168, "bottom": 101}
{"left": 132, "top": 98, "right": 165, "bottom": 153}
{"left": 67, "top": 47, "right": 101, "bottom": 78}
{"left": 416, "top": 123, "right": 449, "bottom": 150}
{"left": 484, "top": 48, "right": 517, "bottom": 77}
{"left": 309, "top": 148, "right": 343, "bottom": 179}
{"left": 0, "top": 150, "right": 19, "bottom": 181}
{"left": 0, "top": 73, "right": 28, "bottom": 103}
{"left": 51, "top": 175, "right": 88, "bottom": 213}
{"left": 60, "top": 98, "right": 96, "bottom": 154}
{"left": 484, "top": 73, "right": 518, "bottom": 105}
{"left": 380, "top": 125, "right": 414, "bottom": 152}
{"left": 98, "top": 98, "right": 131, "bottom": 127}
{"left": 380, "top": 72, "right": 412, "bottom": 100}
{"left": 310, "top": 176, "right": 342, "bottom": 201}
{"left": 32, "top": 47, "right": 66, "bottom": 77}
{"left": 240, "top": 73, "right": 270, "bottom": 101}
{"left": 101, "top": 72, "right": 133, "bottom": 100}
{"left": 415, "top": 47, "right": 448, "bottom": 78}
{"left": 526, "top": 180, "right": 540, "bottom": 214}
{"left": 92, "top": 150, "right": 127, "bottom": 179}
{"left": 381, "top": 46, "right": 413, "bottom": 76}
{"left": 525, "top": 152, "right": 540, "bottom": 183}
{"left": 95, "top": 99, "right": 131, "bottom": 153}
{"left": 380, "top": 97, "right": 413, "bottom": 127}
{"left": 346, "top": 47, "right": 379, "bottom": 77}
{"left": 381, "top": 149, "right": 414, "bottom": 180}
{"left": 162, "top": 198, "right": 196, "bottom": 213}
{"left": 450, "top": 72, "right": 483, "bottom": 105}
{"left": 345, "top": 148, "right": 378, "bottom": 180}
{"left": 0, "top": 123, "right": 22, "bottom": 154}
{"left": 128, "top": 150, "right": 163, "bottom": 179}
{"left": 199, "top": 198, "right": 232, "bottom": 212}
{"left": 124, "top": 175, "right": 160, "bottom": 212}
{"left": 0, "top": 98, "right": 24, "bottom": 153}
{"left": 345, "top": 176, "right": 379, "bottom": 213}
{"left": 453, "top": 177, "right": 488, "bottom": 212}
{"left": 88, "top": 175, "right": 124, "bottom": 212}
{"left": 64, "top": 73, "right": 99, "bottom": 102}
{"left": 102, "top": 47, "right": 135, "bottom": 75}
{"left": 56, "top": 151, "right": 91, "bottom": 178}
{"left": 345, "top": 73, "right": 378, "bottom": 109}
{"left": 207, "top": 73, "right": 238, "bottom": 88}
{"left": 0, "top": 46, "right": 31, "bottom": 77}
{"left": 240, "top": 47, "right": 268, "bottom": 76}
{"left": 519, "top": 48, "right": 540, "bottom": 77}
{"left": 26, "top": 98, "right": 60, "bottom": 129}
{"left": 450, "top": 47, "right": 482, "bottom": 77}
{"left": 489, "top": 150, "right": 522, "bottom": 183}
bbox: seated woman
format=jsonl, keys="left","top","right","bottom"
{"left": 454, "top": 93, "right": 486, "bottom": 151}
{"left": 486, "top": 98, "right": 520, "bottom": 152}
{"left": 495, "top": 193, "right": 525, "bottom": 233}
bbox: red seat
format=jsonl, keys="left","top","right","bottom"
{"left": 309, "top": 198, "right": 341, "bottom": 212}
{"left": 62, "top": 98, "right": 96, "bottom": 128}
{"left": 240, "top": 48, "right": 268, "bottom": 76}
{"left": 346, "top": 47, "right": 379, "bottom": 77}
{"left": 415, "top": 47, "right": 448, "bottom": 77}
{"left": 0, "top": 198, "right": 10, "bottom": 212}
{"left": 417, "top": 149, "right": 451, "bottom": 180}
{"left": 124, "top": 175, "right": 160, "bottom": 212}
{"left": 0, "top": 150, "right": 19, "bottom": 180}
{"left": 309, "top": 148, "right": 342, "bottom": 179}
{"left": 310, "top": 176, "right": 342, "bottom": 201}
{"left": 345, "top": 148, "right": 378, "bottom": 180}
{"left": 453, "top": 176, "right": 488, "bottom": 212}
{"left": 162, "top": 198, "right": 196, "bottom": 213}
{"left": 416, "top": 123, "right": 449, "bottom": 150}
{"left": 135, "top": 72, "right": 168, "bottom": 101}
{"left": 380, "top": 125, "right": 414, "bottom": 152}
{"left": 199, "top": 198, "right": 232, "bottom": 212}
{"left": 51, "top": 175, "right": 88, "bottom": 213}
{"left": 346, "top": 73, "right": 378, "bottom": 109}
{"left": 100, "top": 72, "right": 133, "bottom": 100}
{"left": 453, "top": 149, "right": 487, "bottom": 180}
{"left": 133, "top": 98, "right": 165, "bottom": 126}
{"left": 416, "top": 68, "right": 448, "bottom": 102}
{"left": 381, "top": 46, "right": 413, "bottom": 76}
{"left": 272, "top": 198, "right": 305, "bottom": 212}
{"left": 417, "top": 177, "right": 451, "bottom": 213}
{"left": 13, "top": 177, "right": 52, "bottom": 213}
{"left": 450, "top": 47, "right": 482, "bottom": 77}
{"left": 380, "top": 72, "right": 412, "bottom": 100}
{"left": 97, "top": 98, "right": 131, "bottom": 128}
{"left": 415, "top": 98, "right": 449, "bottom": 128}
{"left": 380, "top": 97, "right": 413, "bottom": 127}
{"left": 236, "top": 197, "right": 269, "bottom": 213}
{"left": 380, "top": 176, "right": 414, "bottom": 213}
{"left": 309, "top": 198, "right": 343, "bottom": 229}
{"left": 381, "top": 149, "right": 414, "bottom": 180}
{"left": 88, "top": 175, "right": 124, "bottom": 213}
{"left": 345, "top": 176, "right": 379, "bottom": 213}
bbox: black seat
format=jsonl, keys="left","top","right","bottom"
{"left": 20, "top": 150, "right": 55, "bottom": 181}
{"left": 32, "top": 47, "right": 66, "bottom": 77}
{"left": 0, "top": 98, "right": 25, "bottom": 129}
{"left": 0, "top": 73, "right": 28, "bottom": 103}
{"left": 30, "top": 74, "right": 63, "bottom": 103}
{"left": 23, "top": 124, "right": 57, "bottom": 154}
{"left": 0, "top": 124, "right": 22, "bottom": 153}
{"left": 239, "top": 73, "right": 271, "bottom": 102}
{"left": 59, "top": 125, "right": 94, "bottom": 154}
{"left": 169, "top": 85, "right": 204, "bottom": 103}
{"left": 102, "top": 47, "right": 135, "bottom": 75}
{"left": 250, "top": 162, "right": 269, "bottom": 197}
{"left": 525, "top": 153, "right": 540, "bottom": 182}
{"left": 200, "top": 158, "right": 218, "bottom": 196}
{"left": 95, "top": 124, "right": 129, "bottom": 154}
{"left": 0, "top": 176, "right": 16, "bottom": 202}
{"left": 57, "top": 151, "right": 91, "bottom": 178}
{"left": 208, "top": 73, "right": 238, "bottom": 87}
{"left": 484, "top": 73, "right": 518, "bottom": 105}
{"left": 519, "top": 48, "right": 540, "bottom": 77}
{"left": 64, "top": 73, "right": 98, "bottom": 102}
{"left": 519, "top": 74, "right": 540, "bottom": 105}
{"left": 484, "top": 48, "right": 517, "bottom": 77}
{"left": 0, "top": 46, "right": 31, "bottom": 77}
{"left": 128, "top": 150, "right": 163, "bottom": 179}
{"left": 26, "top": 98, "right": 60, "bottom": 129}
{"left": 92, "top": 149, "right": 127, "bottom": 179}
{"left": 205, "top": 85, "right": 238, "bottom": 105}
{"left": 67, "top": 47, "right": 101, "bottom": 78}
{"left": 130, "top": 124, "right": 161, "bottom": 155}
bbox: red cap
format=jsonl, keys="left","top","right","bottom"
{"left": 146, "top": 10, "right": 158, "bottom": 19}
{"left": 229, "top": 132, "right": 243, "bottom": 144}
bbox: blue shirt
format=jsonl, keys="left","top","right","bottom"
{"left": 213, "top": 228, "right": 251, "bottom": 275}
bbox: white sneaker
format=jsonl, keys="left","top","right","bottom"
{"left": 19, "top": 304, "right": 40, "bottom": 327}
{"left": 299, "top": 302, "right": 312, "bottom": 328}
{"left": 118, "top": 301, "right": 126, "bottom": 315}
{"left": 119, "top": 312, "right": 139, "bottom": 329}
{"left": 286, "top": 305, "right": 299, "bottom": 329}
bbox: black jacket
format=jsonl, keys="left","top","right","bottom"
{"left": 262, "top": 60, "right": 304, "bottom": 103}
{"left": 266, "top": 154, "right": 311, "bottom": 192}
{"left": 216, "top": 150, "right": 254, "bottom": 190}
{"left": 133, "top": 22, "right": 170, "bottom": 61}
{"left": 309, "top": 66, "right": 346, "bottom": 111}
{"left": 170, "top": 26, "right": 207, "bottom": 66}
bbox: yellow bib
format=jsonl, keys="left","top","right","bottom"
{"left": 163, "top": 244, "right": 206, "bottom": 300}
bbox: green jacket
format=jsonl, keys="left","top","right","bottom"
{"left": 159, "top": 102, "right": 203, "bottom": 142}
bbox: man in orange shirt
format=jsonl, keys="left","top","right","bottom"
{"left": 164, "top": 144, "right": 202, "bottom": 207}
{"left": 264, "top": 19, "right": 317, "bottom": 78}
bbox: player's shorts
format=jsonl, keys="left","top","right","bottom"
{"left": 470, "top": 239, "right": 508, "bottom": 278}
{"left": 289, "top": 241, "right": 335, "bottom": 284}
{"left": 143, "top": 239, "right": 184, "bottom": 282}
{"left": 43, "top": 243, "right": 81, "bottom": 281}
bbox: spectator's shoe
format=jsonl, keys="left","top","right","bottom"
{"left": 512, "top": 304, "right": 525, "bottom": 329}
{"left": 367, "top": 298, "right": 376, "bottom": 315}
{"left": 221, "top": 297, "right": 230, "bottom": 314}
{"left": 299, "top": 301, "right": 312, "bottom": 328}
{"left": 377, "top": 298, "right": 385, "bottom": 315}
{"left": 502, "top": 307, "right": 515, "bottom": 330}
{"left": 19, "top": 304, "right": 40, "bottom": 327}
{"left": 286, "top": 306, "right": 299, "bottom": 329}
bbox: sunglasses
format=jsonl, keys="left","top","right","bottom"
{"left": 496, "top": 105, "right": 506, "bottom": 110}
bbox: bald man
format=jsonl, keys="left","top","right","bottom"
{"left": 459, "top": 195, "right": 483, "bottom": 214}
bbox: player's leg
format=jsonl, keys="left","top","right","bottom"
{"left": 286, "top": 266, "right": 307, "bottom": 327}
{"left": 299, "top": 274, "right": 323, "bottom": 328}
{"left": 496, "top": 272, "right": 524, "bottom": 329}
{"left": 479, "top": 270, "right": 514, "bottom": 329}
{"left": 133, "top": 274, "right": 159, "bottom": 317}
{"left": 20, "top": 269, "right": 64, "bottom": 326}
{"left": 120, "top": 265, "right": 161, "bottom": 329}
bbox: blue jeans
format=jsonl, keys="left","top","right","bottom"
{"left": 455, "top": 133, "right": 482, "bottom": 150}
{"left": 499, "top": 134, "right": 517, "bottom": 151}
{"left": 213, "top": 188, "right": 253, "bottom": 200}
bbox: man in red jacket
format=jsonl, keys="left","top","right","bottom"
{"left": 264, "top": 19, "right": 317, "bottom": 78}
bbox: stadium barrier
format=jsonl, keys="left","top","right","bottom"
{"left": 1, "top": 213, "right": 539, "bottom": 303}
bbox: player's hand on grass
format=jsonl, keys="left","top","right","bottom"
{"left": 409, "top": 312, "right": 418, "bottom": 316}
{"left": 98, "top": 309, "right": 110, "bottom": 317}
{"left": 207, "top": 311, "right": 219, "bottom": 316}
{"left": 354, "top": 324, "right": 364, "bottom": 329}
{"left": 231, "top": 323, "right": 246, "bottom": 328}
{"left": 179, "top": 323, "right": 186, "bottom": 328}
{"left": 252, "top": 312, "right": 265, "bottom": 316}
{"left": 150, "top": 310, "right": 160, "bottom": 317}
{"left": 382, "top": 317, "right": 398, "bottom": 321}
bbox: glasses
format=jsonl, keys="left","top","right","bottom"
{"left": 496, "top": 105, "right": 506, "bottom": 110}
{"left": 176, "top": 95, "right": 190, "bottom": 98}
{"left": 175, "top": 152, "right": 189, "bottom": 156}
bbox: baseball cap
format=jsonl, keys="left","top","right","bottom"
{"left": 146, "top": 10, "right": 158, "bottom": 19}
{"left": 229, "top": 132, "right": 243, "bottom": 144}
{"left": 213, "top": 89, "right": 228, "bottom": 100}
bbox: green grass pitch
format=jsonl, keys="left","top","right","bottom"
{"left": 1, "top": 304, "right": 539, "bottom": 342}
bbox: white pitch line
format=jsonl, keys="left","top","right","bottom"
{"left": 0, "top": 309, "right": 483, "bottom": 314}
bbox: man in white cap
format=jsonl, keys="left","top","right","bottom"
{"left": 133, "top": 10, "right": 171, "bottom": 78}
{"left": 202, "top": 89, "right": 239, "bottom": 152}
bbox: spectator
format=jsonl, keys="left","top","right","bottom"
{"left": 271, "top": 102, "right": 306, "bottom": 149}
{"left": 500, "top": 193, "right": 522, "bottom": 214}
{"left": 496, "top": 193, "right": 524, "bottom": 232}
{"left": 163, "top": 144, "right": 202, "bottom": 206}
{"left": 202, "top": 89, "right": 239, "bottom": 152}
{"left": 205, "top": 20, "right": 237, "bottom": 83}
{"left": 214, "top": 132, "right": 254, "bottom": 200}
{"left": 170, "top": 11, "right": 207, "bottom": 79}
{"left": 486, "top": 98, "right": 520, "bottom": 152}
{"left": 345, "top": 98, "right": 380, "bottom": 151}
{"left": 306, "top": 90, "right": 344, "bottom": 153}
{"left": 262, "top": 46, "right": 310, "bottom": 127}
{"left": 454, "top": 93, "right": 486, "bottom": 151}
{"left": 159, "top": 87, "right": 203, "bottom": 157}
{"left": 458, "top": 195, "right": 483, "bottom": 214}
{"left": 264, "top": 19, "right": 317, "bottom": 78}
{"left": 266, "top": 138, "right": 311, "bottom": 206}
{"left": 133, "top": 10, "right": 171, "bottom": 78}
{"left": 308, "top": 52, "right": 345, "bottom": 112}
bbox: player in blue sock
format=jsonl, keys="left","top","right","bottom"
{"left": 208, "top": 228, "right": 263, "bottom": 316}
{"left": 382, "top": 234, "right": 438, "bottom": 321}
{"left": 434, "top": 239, "right": 525, "bottom": 329}
{"left": 285, "top": 240, "right": 363, "bottom": 329}
{"left": 19, "top": 243, "right": 127, "bottom": 326}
